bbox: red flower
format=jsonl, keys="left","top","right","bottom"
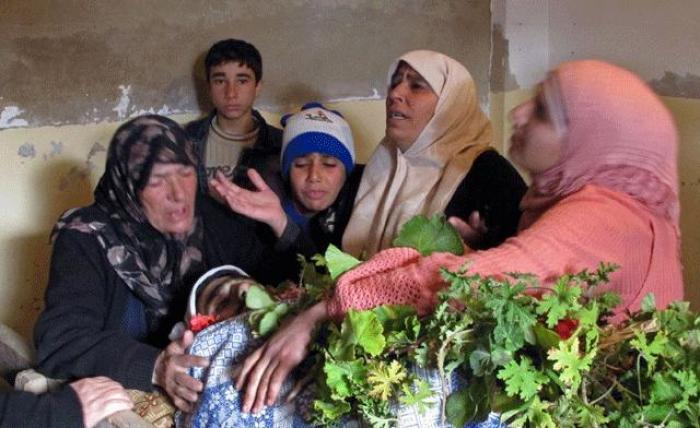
{"left": 189, "top": 314, "right": 217, "bottom": 333}
{"left": 554, "top": 318, "right": 579, "bottom": 340}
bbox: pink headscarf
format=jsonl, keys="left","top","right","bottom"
{"left": 521, "top": 60, "right": 680, "bottom": 233}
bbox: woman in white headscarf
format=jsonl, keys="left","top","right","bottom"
{"left": 343, "top": 50, "right": 526, "bottom": 257}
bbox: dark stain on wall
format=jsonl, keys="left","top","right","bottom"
{"left": 649, "top": 72, "right": 700, "bottom": 100}
{"left": 490, "top": 23, "right": 520, "bottom": 92}
{"left": 0, "top": 0, "right": 491, "bottom": 127}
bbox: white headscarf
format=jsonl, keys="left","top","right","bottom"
{"left": 342, "top": 50, "right": 492, "bottom": 257}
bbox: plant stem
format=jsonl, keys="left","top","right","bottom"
{"left": 437, "top": 328, "right": 473, "bottom": 427}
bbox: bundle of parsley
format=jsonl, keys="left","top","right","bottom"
{"left": 246, "top": 215, "right": 700, "bottom": 427}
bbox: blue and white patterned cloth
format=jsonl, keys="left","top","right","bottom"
{"left": 176, "top": 315, "right": 505, "bottom": 428}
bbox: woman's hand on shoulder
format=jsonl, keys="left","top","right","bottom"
{"left": 234, "top": 301, "right": 329, "bottom": 414}
{"left": 210, "top": 170, "right": 288, "bottom": 237}
{"left": 152, "top": 330, "right": 209, "bottom": 412}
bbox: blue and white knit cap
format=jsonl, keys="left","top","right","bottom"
{"left": 280, "top": 102, "right": 355, "bottom": 177}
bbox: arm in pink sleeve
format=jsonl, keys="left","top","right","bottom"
{"left": 464, "top": 186, "right": 656, "bottom": 311}
{"left": 327, "top": 247, "right": 468, "bottom": 320}
{"left": 328, "top": 186, "right": 658, "bottom": 320}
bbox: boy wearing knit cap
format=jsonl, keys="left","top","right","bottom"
{"left": 210, "top": 102, "right": 363, "bottom": 260}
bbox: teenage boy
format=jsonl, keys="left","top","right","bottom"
{"left": 185, "top": 39, "right": 283, "bottom": 197}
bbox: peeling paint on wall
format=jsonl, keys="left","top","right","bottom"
{"left": 490, "top": 23, "right": 520, "bottom": 92}
{"left": 58, "top": 166, "right": 89, "bottom": 191}
{"left": 1, "top": 0, "right": 490, "bottom": 127}
{"left": 649, "top": 72, "right": 700, "bottom": 100}
{"left": 17, "top": 143, "right": 36, "bottom": 159}
{"left": 113, "top": 85, "right": 132, "bottom": 119}
{"left": 42, "top": 141, "right": 64, "bottom": 161}
{"left": 0, "top": 106, "right": 29, "bottom": 129}
{"left": 327, "top": 88, "right": 382, "bottom": 103}
{"left": 86, "top": 142, "right": 106, "bottom": 171}
{"left": 51, "top": 142, "right": 106, "bottom": 190}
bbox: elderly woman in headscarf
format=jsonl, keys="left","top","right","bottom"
{"left": 232, "top": 59, "right": 683, "bottom": 414}
{"left": 33, "top": 115, "right": 287, "bottom": 413}
{"left": 343, "top": 50, "right": 526, "bottom": 256}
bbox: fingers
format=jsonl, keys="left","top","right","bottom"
{"left": 246, "top": 168, "right": 270, "bottom": 192}
{"left": 448, "top": 211, "right": 488, "bottom": 249}
{"left": 246, "top": 359, "right": 276, "bottom": 413}
{"left": 155, "top": 339, "right": 209, "bottom": 412}
{"left": 70, "top": 376, "right": 133, "bottom": 428}
{"left": 235, "top": 346, "right": 263, "bottom": 391}
{"left": 467, "top": 211, "right": 488, "bottom": 233}
{"left": 265, "top": 362, "right": 289, "bottom": 406}
{"left": 241, "top": 356, "right": 269, "bottom": 413}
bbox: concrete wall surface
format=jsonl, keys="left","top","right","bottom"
{"left": 1, "top": 0, "right": 491, "bottom": 128}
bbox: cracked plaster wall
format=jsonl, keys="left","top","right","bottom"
{"left": 0, "top": 0, "right": 491, "bottom": 129}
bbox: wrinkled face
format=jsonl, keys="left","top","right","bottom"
{"left": 289, "top": 153, "right": 347, "bottom": 215}
{"left": 208, "top": 61, "right": 261, "bottom": 125}
{"left": 508, "top": 87, "right": 563, "bottom": 174}
{"left": 386, "top": 62, "right": 439, "bottom": 152}
{"left": 140, "top": 163, "right": 198, "bottom": 235}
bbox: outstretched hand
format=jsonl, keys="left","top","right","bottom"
{"left": 448, "top": 210, "right": 488, "bottom": 250}
{"left": 210, "top": 170, "right": 288, "bottom": 237}
{"left": 70, "top": 376, "right": 133, "bottom": 428}
{"left": 234, "top": 301, "right": 328, "bottom": 414}
{"left": 153, "top": 330, "right": 209, "bottom": 412}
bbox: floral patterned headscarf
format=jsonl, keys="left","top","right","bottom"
{"left": 53, "top": 115, "right": 204, "bottom": 330}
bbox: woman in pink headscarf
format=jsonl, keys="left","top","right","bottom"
{"left": 329, "top": 59, "right": 683, "bottom": 320}
{"left": 232, "top": 59, "right": 683, "bottom": 413}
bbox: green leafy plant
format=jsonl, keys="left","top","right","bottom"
{"left": 242, "top": 214, "right": 700, "bottom": 427}
{"left": 392, "top": 214, "right": 464, "bottom": 256}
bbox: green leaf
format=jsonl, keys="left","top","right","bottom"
{"left": 547, "top": 337, "right": 594, "bottom": 392}
{"left": 469, "top": 347, "right": 491, "bottom": 376}
{"left": 367, "top": 360, "right": 407, "bottom": 400}
{"left": 245, "top": 285, "right": 275, "bottom": 309}
{"left": 483, "top": 280, "right": 536, "bottom": 351}
{"left": 630, "top": 330, "right": 668, "bottom": 374}
{"left": 324, "top": 358, "right": 367, "bottom": 399}
{"left": 642, "top": 404, "right": 674, "bottom": 424}
{"left": 392, "top": 214, "right": 464, "bottom": 256}
{"left": 506, "top": 397, "right": 556, "bottom": 428}
{"left": 313, "top": 399, "right": 352, "bottom": 423}
{"left": 672, "top": 370, "right": 699, "bottom": 412}
{"left": 497, "top": 356, "right": 550, "bottom": 401}
{"left": 446, "top": 381, "right": 490, "bottom": 427}
{"left": 641, "top": 293, "right": 657, "bottom": 313}
{"left": 533, "top": 323, "right": 561, "bottom": 350}
{"left": 257, "top": 311, "right": 279, "bottom": 336}
{"left": 347, "top": 310, "right": 386, "bottom": 357}
{"left": 324, "top": 244, "right": 361, "bottom": 280}
{"left": 399, "top": 380, "right": 434, "bottom": 413}
{"left": 650, "top": 373, "right": 682, "bottom": 404}
{"left": 535, "top": 279, "right": 582, "bottom": 327}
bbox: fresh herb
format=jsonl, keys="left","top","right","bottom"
{"left": 242, "top": 214, "right": 700, "bottom": 427}
{"left": 392, "top": 214, "right": 464, "bottom": 256}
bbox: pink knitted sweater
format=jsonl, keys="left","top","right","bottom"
{"left": 328, "top": 185, "right": 683, "bottom": 322}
